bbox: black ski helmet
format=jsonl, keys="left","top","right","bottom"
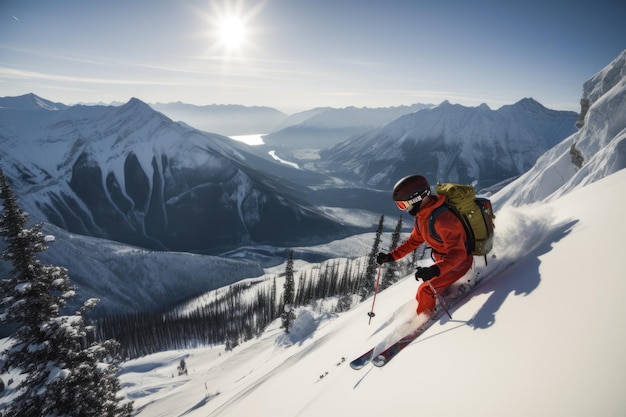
{"left": 392, "top": 175, "right": 431, "bottom": 211}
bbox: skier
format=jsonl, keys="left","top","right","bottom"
{"left": 376, "top": 175, "right": 473, "bottom": 316}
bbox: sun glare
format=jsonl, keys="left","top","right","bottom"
{"left": 219, "top": 17, "right": 246, "bottom": 48}
{"left": 202, "top": 0, "right": 265, "bottom": 57}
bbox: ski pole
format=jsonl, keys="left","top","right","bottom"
{"left": 427, "top": 280, "right": 452, "bottom": 320}
{"left": 367, "top": 265, "right": 382, "bottom": 325}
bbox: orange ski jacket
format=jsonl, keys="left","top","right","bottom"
{"left": 390, "top": 195, "right": 470, "bottom": 277}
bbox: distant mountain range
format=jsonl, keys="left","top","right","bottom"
{"left": 262, "top": 104, "right": 434, "bottom": 150}
{"left": 318, "top": 98, "right": 578, "bottom": 190}
{"left": 149, "top": 102, "right": 288, "bottom": 136}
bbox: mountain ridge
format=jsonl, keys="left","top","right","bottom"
{"left": 318, "top": 97, "right": 578, "bottom": 190}
{"left": 0, "top": 97, "right": 350, "bottom": 254}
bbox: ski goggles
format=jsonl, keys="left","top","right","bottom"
{"left": 395, "top": 191, "right": 430, "bottom": 211}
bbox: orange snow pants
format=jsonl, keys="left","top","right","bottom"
{"left": 416, "top": 256, "right": 474, "bottom": 315}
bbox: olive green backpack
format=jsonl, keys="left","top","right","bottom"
{"left": 429, "top": 183, "right": 496, "bottom": 261}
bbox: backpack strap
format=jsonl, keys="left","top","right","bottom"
{"left": 427, "top": 205, "right": 448, "bottom": 243}
{"left": 427, "top": 203, "right": 474, "bottom": 255}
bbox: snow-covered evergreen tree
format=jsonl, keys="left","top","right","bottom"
{"left": 270, "top": 277, "right": 277, "bottom": 320}
{"left": 361, "top": 215, "right": 384, "bottom": 300}
{"left": 280, "top": 250, "right": 296, "bottom": 334}
{"left": 0, "top": 168, "right": 132, "bottom": 417}
{"left": 382, "top": 215, "right": 403, "bottom": 289}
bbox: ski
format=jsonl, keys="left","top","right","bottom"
{"left": 352, "top": 270, "right": 484, "bottom": 369}
{"left": 349, "top": 347, "right": 375, "bottom": 370}
{"left": 371, "top": 315, "right": 439, "bottom": 367}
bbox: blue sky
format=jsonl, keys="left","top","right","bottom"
{"left": 1, "top": 0, "right": 624, "bottom": 113}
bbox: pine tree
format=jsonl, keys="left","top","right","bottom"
{"left": 280, "top": 250, "right": 296, "bottom": 334}
{"left": 361, "top": 215, "right": 384, "bottom": 300}
{"left": 382, "top": 215, "right": 403, "bottom": 289}
{"left": 0, "top": 168, "right": 132, "bottom": 417}
{"left": 270, "top": 277, "right": 277, "bottom": 320}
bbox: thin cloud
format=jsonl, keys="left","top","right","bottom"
{"left": 0, "top": 45, "right": 125, "bottom": 68}
{"left": 0, "top": 67, "right": 184, "bottom": 87}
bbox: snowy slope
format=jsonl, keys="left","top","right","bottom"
{"left": 34, "top": 223, "right": 264, "bottom": 318}
{"left": 117, "top": 167, "right": 626, "bottom": 417}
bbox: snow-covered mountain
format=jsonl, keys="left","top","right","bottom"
{"left": 263, "top": 104, "right": 434, "bottom": 150}
{"left": 0, "top": 96, "right": 349, "bottom": 253}
{"left": 496, "top": 49, "right": 626, "bottom": 205}
{"left": 148, "top": 102, "right": 287, "bottom": 136}
{"left": 0, "top": 93, "right": 67, "bottom": 111}
{"left": 319, "top": 98, "right": 578, "bottom": 190}
{"left": 99, "top": 50, "right": 626, "bottom": 417}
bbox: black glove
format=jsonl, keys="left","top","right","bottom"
{"left": 376, "top": 252, "right": 393, "bottom": 265}
{"left": 415, "top": 265, "right": 440, "bottom": 281}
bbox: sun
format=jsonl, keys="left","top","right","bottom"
{"left": 202, "top": 0, "right": 265, "bottom": 57}
{"left": 218, "top": 17, "right": 246, "bottom": 48}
